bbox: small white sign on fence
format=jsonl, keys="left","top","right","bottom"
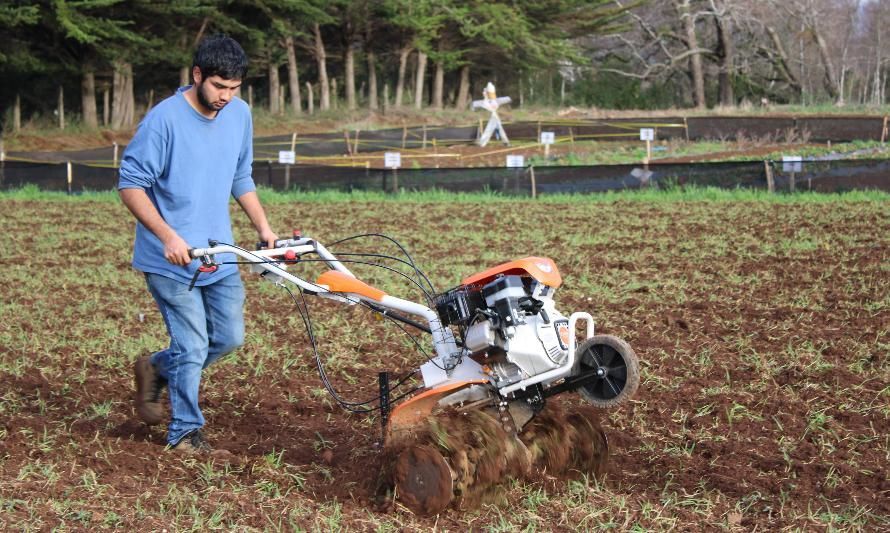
{"left": 506, "top": 155, "right": 525, "bottom": 168}
{"left": 540, "top": 131, "right": 555, "bottom": 145}
{"left": 782, "top": 155, "right": 803, "bottom": 173}
{"left": 640, "top": 128, "right": 655, "bottom": 141}
{"left": 278, "top": 150, "right": 296, "bottom": 165}
{"left": 384, "top": 152, "right": 402, "bottom": 169}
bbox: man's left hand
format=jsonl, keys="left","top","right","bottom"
{"left": 258, "top": 228, "right": 279, "bottom": 249}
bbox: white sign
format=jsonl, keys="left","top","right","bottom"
{"left": 782, "top": 155, "right": 803, "bottom": 173}
{"left": 506, "top": 155, "right": 525, "bottom": 168}
{"left": 278, "top": 150, "right": 296, "bottom": 165}
{"left": 540, "top": 131, "right": 555, "bottom": 145}
{"left": 384, "top": 152, "right": 402, "bottom": 169}
{"left": 640, "top": 128, "right": 655, "bottom": 141}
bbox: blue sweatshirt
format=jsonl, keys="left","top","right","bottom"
{"left": 118, "top": 87, "right": 255, "bottom": 285}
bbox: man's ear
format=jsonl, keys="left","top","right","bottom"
{"left": 191, "top": 66, "right": 202, "bottom": 85}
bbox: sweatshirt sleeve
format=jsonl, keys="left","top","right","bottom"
{"left": 118, "top": 116, "right": 169, "bottom": 190}
{"left": 231, "top": 108, "right": 256, "bottom": 198}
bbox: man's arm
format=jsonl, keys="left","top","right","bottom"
{"left": 119, "top": 188, "right": 192, "bottom": 266}
{"left": 235, "top": 191, "right": 278, "bottom": 247}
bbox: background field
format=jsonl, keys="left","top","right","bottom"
{"left": 1, "top": 189, "right": 888, "bottom": 530}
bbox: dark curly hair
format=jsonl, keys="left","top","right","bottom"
{"left": 193, "top": 34, "right": 248, "bottom": 80}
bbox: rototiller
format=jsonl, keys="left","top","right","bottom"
{"left": 189, "top": 232, "right": 639, "bottom": 515}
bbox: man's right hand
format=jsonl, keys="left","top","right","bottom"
{"left": 162, "top": 233, "right": 192, "bottom": 266}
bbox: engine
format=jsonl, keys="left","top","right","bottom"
{"left": 434, "top": 264, "right": 571, "bottom": 389}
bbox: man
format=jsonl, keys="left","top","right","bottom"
{"left": 118, "top": 35, "right": 277, "bottom": 454}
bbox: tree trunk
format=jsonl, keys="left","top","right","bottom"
{"left": 766, "top": 26, "right": 802, "bottom": 95}
{"left": 111, "top": 61, "right": 134, "bottom": 130}
{"left": 367, "top": 51, "right": 379, "bottom": 110}
{"left": 180, "top": 67, "right": 190, "bottom": 87}
{"left": 414, "top": 51, "right": 428, "bottom": 109}
{"left": 285, "top": 35, "right": 302, "bottom": 114}
{"left": 456, "top": 64, "right": 470, "bottom": 109}
{"left": 247, "top": 85, "right": 254, "bottom": 108}
{"left": 269, "top": 61, "right": 280, "bottom": 115}
{"left": 305, "top": 81, "right": 314, "bottom": 114}
{"left": 395, "top": 45, "right": 412, "bottom": 108}
{"left": 81, "top": 70, "right": 98, "bottom": 128}
{"left": 679, "top": 0, "right": 706, "bottom": 108}
{"left": 715, "top": 14, "right": 734, "bottom": 106}
{"left": 103, "top": 88, "right": 109, "bottom": 126}
{"left": 13, "top": 94, "right": 21, "bottom": 132}
{"left": 433, "top": 42, "right": 444, "bottom": 109}
{"left": 812, "top": 26, "right": 840, "bottom": 101}
{"left": 345, "top": 43, "right": 356, "bottom": 110}
{"left": 58, "top": 86, "right": 65, "bottom": 130}
{"left": 383, "top": 83, "right": 390, "bottom": 112}
{"left": 314, "top": 24, "right": 330, "bottom": 111}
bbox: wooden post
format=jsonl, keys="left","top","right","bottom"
{"left": 391, "top": 168, "right": 398, "bottom": 193}
{"left": 401, "top": 124, "right": 408, "bottom": 149}
{"left": 529, "top": 165, "right": 537, "bottom": 199}
{"left": 66, "top": 161, "right": 73, "bottom": 195}
{"left": 284, "top": 132, "right": 297, "bottom": 190}
{"left": 248, "top": 85, "right": 254, "bottom": 108}
{"left": 536, "top": 121, "right": 541, "bottom": 142}
{"left": 478, "top": 119, "right": 483, "bottom": 140}
{"left": 344, "top": 130, "right": 353, "bottom": 156}
{"left": 684, "top": 116, "right": 690, "bottom": 142}
{"left": 433, "top": 137, "right": 439, "bottom": 168}
{"left": 113, "top": 142, "right": 119, "bottom": 167}
{"left": 353, "top": 130, "right": 360, "bottom": 155}
{"left": 764, "top": 160, "right": 774, "bottom": 193}
{"left": 646, "top": 139, "right": 652, "bottom": 163}
{"left": 882, "top": 116, "right": 888, "bottom": 144}
{"left": 544, "top": 142, "right": 550, "bottom": 158}
{"left": 789, "top": 170, "right": 796, "bottom": 192}
{"left": 569, "top": 127, "right": 575, "bottom": 148}
{"left": 422, "top": 124, "right": 427, "bottom": 149}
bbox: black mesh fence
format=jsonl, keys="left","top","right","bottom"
{"left": 6, "top": 116, "right": 887, "bottom": 164}
{"left": 3, "top": 158, "right": 888, "bottom": 194}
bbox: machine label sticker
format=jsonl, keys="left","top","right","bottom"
{"left": 555, "top": 320, "right": 570, "bottom": 350}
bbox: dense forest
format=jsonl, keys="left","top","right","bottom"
{"left": 1, "top": 0, "right": 888, "bottom": 132}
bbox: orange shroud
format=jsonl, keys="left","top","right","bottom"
{"left": 462, "top": 257, "right": 562, "bottom": 288}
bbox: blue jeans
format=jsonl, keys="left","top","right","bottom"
{"left": 145, "top": 272, "right": 245, "bottom": 445}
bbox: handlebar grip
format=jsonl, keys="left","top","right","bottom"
{"left": 255, "top": 238, "right": 291, "bottom": 250}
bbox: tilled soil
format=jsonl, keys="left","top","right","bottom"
{"left": 0, "top": 198, "right": 887, "bottom": 530}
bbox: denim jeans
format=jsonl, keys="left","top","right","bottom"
{"left": 145, "top": 272, "right": 245, "bottom": 445}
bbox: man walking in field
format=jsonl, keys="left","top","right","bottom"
{"left": 118, "top": 35, "right": 277, "bottom": 454}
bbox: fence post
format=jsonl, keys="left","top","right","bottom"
{"left": 66, "top": 161, "right": 73, "bottom": 195}
{"left": 343, "top": 130, "right": 353, "bottom": 156}
{"left": 529, "top": 165, "right": 537, "bottom": 199}
{"left": 683, "top": 116, "right": 690, "bottom": 142}
{"left": 0, "top": 137, "right": 5, "bottom": 186}
{"left": 113, "top": 142, "right": 119, "bottom": 168}
{"left": 402, "top": 124, "right": 408, "bottom": 149}
{"left": 422, "top": 124, "right": 427, "bottom": 149}
{"left": 764, "top": 160, "right": 774, "bottom": 193}
{"left": 353, "top": 129, "right": 360, "bottom": 154}
{"left": 882, "top": 116, "right": 888, "bottom": 144}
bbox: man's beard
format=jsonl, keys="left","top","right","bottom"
{"left": 196, "top": 82, "right": 225, "bottom": 113}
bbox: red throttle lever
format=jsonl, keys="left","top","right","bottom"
{"left": 188, "top": 252, "right": 219, "bottom": 291}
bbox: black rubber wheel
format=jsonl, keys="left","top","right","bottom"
{"left": 575, "top": 335, "right": 640, "bottom": 408}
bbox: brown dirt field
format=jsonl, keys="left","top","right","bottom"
{"left": 0, "top": 199, "right": 887, "bottom": 529}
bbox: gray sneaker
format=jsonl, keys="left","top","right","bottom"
{"left": 134, "top": 355, "right": 166, "bottom": 425}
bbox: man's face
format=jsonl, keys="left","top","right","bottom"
{"left": 193, "top": 67, "right": 242, "bottom": 112}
